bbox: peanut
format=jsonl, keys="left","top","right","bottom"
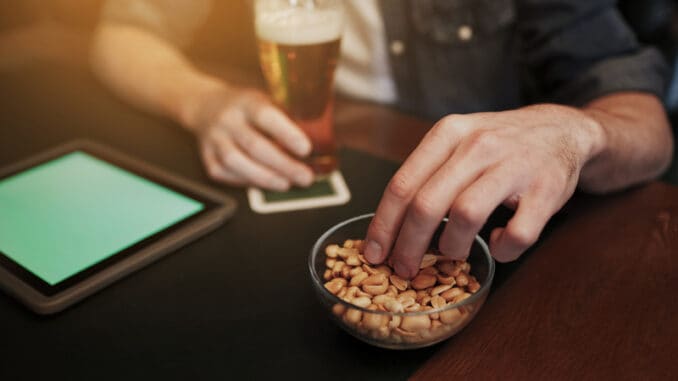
{"left": 341, "top": 266, "right": 351, "bottom": 279}
{"left": 404, "top": 303, "right": 422, "bottom": 312}
{"left": 389, "top": 274, "right": 409, "bottom": 291}
{"left": 362, "top": 264, "right": 378, "bottom": 275}
{"left": 398, "top": 290, "right": 417, "bottom": 300}
{"left": 419, "top": 266, "right": 439, "bottom": 276}
{"left": 325, "top": 244, "right": 340, "bottom": 258}
{"left": 440, "top": 308, "right": 462, "bottom": 324}
{"left": 322, "top": 238, "right": 482, "bottom": 346}
{"left": 349, "top": 271, "right": 369, "bottom": 287}
{"left": 411, "top": 274, "right": 437, "bottom": 290}
{"left": 401, "top": 315, "right": 431, "bottom": 332}
{"left": 386, "top": 285, "right": 398, "bottom": 297}
{"left": 331, "top": 261, "right": 345, "bottom": 277}
{"left": 384, "top": 299, "right": 404, "bottom": 313}
{"left": 372, "top": 294, "right": 394, "bottom": 306}
{"left": 337, "top": 247, "right": 359, "bottom": 259}
{"left": 344, "top": 308, "right": 362, "bottom": 324}
{"left": 468, "top": 280, "right": 481, "bottom": 293}
{"left": 440, "top": 287, "right": 464, "bottom": 302}
{"left": 431, "top": 295, "right": 447, "bottom": 309}
{"left": 343, "top": 239, "right": 356, "bottom": 249}
{"left": 396, "top": 296, "right": 416, "bottom": 308}
{"left": 431, "top": 284, "right": 452, "bottom": 296}
{"left": 455, "top": 273, "right": 469, "bottom": 287}
{"left": 351, "top": 296, "right": 372, "bottom": 308}
{"left": 436, "top": 274, "right": 457, "bottom": 285}
{"left": 375, "top": 265, "right": 392, "bottom": 277}
{"left": 362, "top": 312, "right": 388, "bottom": 330}
{"left": 346, "top": 255, "right": 362, "bottom": 267}
{"left": 419, "top": 254, "right": 438, "bottom": 268}
{"left": 363, "top": 272, "right": 387, "bottom": 285}
{"left": 362, "top": 281, "right": 389, "bottom": 296}
{"left": 348, "top": 266, "right": 363, "bottom": 278}
{"left": 332, "top": 303, "right": 346, "bottom": 316}
{"left": 324, "top": 278, "right": 347, "bottom": 295}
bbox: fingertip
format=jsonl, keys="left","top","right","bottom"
{"left": 438, "top": 238, "right": 469, "bottom": 261}
{"left": 268, "top": 177, "right": 291, "bottom": 192}
{"left": 488, "top": 227, "right": 520, "bottom": 263}
{"left": 293, "top": 138, "right": 312, "bottom": 158}
{"left": 393, "top": 261, "right": 413, "bottom": 280}
{"left": 294, "top": 168, "right": 315, "bottom": 187}
{"left": 364, "top": 239, "right": 383, "bottom": 264}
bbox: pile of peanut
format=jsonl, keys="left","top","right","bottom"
{"left": 322, "top": 239, "right": 482, "bottom": 345}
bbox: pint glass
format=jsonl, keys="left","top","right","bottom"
{"left": 255, "top": 0, "right": 344, "bottom": 175}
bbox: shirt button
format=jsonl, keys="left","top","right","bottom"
{"left": 390, "top": 40, "right": 405, "bottom": 56}
{"left": 458, "top": 25, "right": 473, "bottom": 41}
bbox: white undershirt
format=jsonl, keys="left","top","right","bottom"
{"left": 335, "top": 0, "right": 397, "bottom": 104}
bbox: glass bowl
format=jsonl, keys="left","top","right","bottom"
{"left": 308, "top": 213, "right": 495, "bottom": 349}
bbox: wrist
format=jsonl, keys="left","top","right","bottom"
{"left": 524, "top": 103, "right": 607, "bottom": 165}
{"left": 578, "top": 107, "right": 608, "bottom": 164}
{"left": 174, "top": 74, "right": 231, "bottom": 133}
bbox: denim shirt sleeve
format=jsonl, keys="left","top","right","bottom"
{"left": 100, "top": 0, "right": 211, "bottom": 48}
{"left": 516, "top": 0, "right": 669, "bottom": 106}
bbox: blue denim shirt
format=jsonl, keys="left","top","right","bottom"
{"left": 379, "top": 0, "right": 668, "bottom": 119}
{"left": 102, "top": 0, "right": 668, "bottom": 120}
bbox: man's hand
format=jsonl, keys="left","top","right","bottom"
{"left": 187, "top": 87, "right": 315, "bottom": 191}
{"left": 363, "top": 104, "right": 605, "bottom": 279}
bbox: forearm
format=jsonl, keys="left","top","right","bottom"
{"left": 90, "top": 23, "right": 226, "bottom": 130}
{"left": 577, "top": 92, "right": 673, "bottom": 193}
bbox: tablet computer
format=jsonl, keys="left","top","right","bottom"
{"left": 0, "top": 140, "right": 236, "bottom": 314}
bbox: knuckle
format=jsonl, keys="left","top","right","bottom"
{"left": 367, "top": 216, "right": 392, "bottom": 241}
{"left": 467, "top": 130, "right": 499, "bottom": 154}
{"left": 426, "top": 121, "right": 454, "bottom": 144}
{"left": 535, "top": 176, "right": 565, "bottom": 200}
{"left": 206, "top": 165, "right": 222, "bottom": 180}
{"left": 506, "top": 224, "right": 539, "bottom": 249}
{"left": 239, "top": 132, "right": 264, "bottom": 155}
{"left": 410, "top": 193, "right": 438, "bottom": 222}
{"left": 255, "top": 105, "right": 277, "bottom": 126}
{"left": 241, "top": 89, "right": 264, "bottom": 102}
{"left": 439, "top": 113, "right": 464, "bottom": 127}
{"left": 216, "top": 109, "right": 243, "bottom": 128}
{"left": 220, "top": 150, "right": 239, "bottom": 168}
{"left": 386, "top": 173, "right": 414, "bottom": 202}
{"left": 449, "top": 199, "right": 483, "bottom": 230}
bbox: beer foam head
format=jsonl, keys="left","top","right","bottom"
{"left": 255, "top": 5, "right": 343, "bottom": 45}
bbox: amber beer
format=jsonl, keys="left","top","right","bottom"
{"left": 256, "top": 3, "right": 343, "bottom": 175}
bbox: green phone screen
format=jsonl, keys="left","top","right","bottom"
{"left": 0, "top": 151, "right": 204, "bottom": 285}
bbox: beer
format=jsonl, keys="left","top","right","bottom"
{"left": 255, "top": 3, "right": 343, "bottom": 175}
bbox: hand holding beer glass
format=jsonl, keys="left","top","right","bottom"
{"left": 255, "top": 0, "right": 344, "bottom": 176}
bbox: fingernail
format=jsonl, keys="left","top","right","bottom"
{"left": 296, "top": 171, "right": 314, "bottom": 187}
{"left": 271, "top": 178, "right": 290, "bottom": 191}
{"left": 295, "top": 140, "right": 312, "bottom": 157}
{"left": 393, "top": 262, "right": 411, "bottom": 280}
{"left": 364, "top": 240, "right": 381, "bottom": 264}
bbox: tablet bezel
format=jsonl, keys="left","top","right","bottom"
{"left": 0, "top": 140, "right": 236, "bottom": 313}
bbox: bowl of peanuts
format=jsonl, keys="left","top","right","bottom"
{"left": 309, "top": 213, "right": 494, "bottom": 349}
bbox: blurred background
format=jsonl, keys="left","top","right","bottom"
{"left": 1, "top": 0, "right": 678, "bottom": 182}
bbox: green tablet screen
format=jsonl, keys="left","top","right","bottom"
{"left": 0, "top": 151, "right": 204, "bottom": 285}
